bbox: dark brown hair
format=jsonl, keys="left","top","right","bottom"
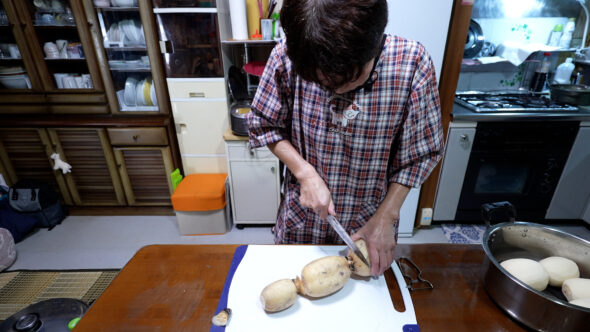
{"left": 280, "top": 0, "right": 388, "bottom": 90}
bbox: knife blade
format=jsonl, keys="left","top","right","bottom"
{"left": 326, "top": 215, "right": 371, "bottom": 268}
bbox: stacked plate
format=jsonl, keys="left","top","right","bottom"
{"left": 123, "top": 76, "right": 156, "bottom": 107}
{"left": 0, "top": 66, "right": 31, "bottom": 89}
{"left": 119, "top": 19, "right": 145, "bottom": 46}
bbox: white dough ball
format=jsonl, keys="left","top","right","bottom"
{"left": 539, "top": 256, "right": 580, "bottom": 287}
{"left": 562, "top": 278, "right": 590, "bottom": 302}
{"left": 569, "top": 298, "right": 590, "bottom": 309}
{"left": 500, "top": 258, "right": 549, "bottom": 291}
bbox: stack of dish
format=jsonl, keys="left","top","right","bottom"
{"left": 119, "top": 19, "right": 145, "bottom": 46}
{"left": 123, "top": 76, "right": 156, "bottom": 107}
{"left": 0, "top": 66, "right": 31, "bottom": 89}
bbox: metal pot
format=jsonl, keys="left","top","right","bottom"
{"left": 229, "top": 101, "right": 252, "bottom": 136}
{"left": 482, "top": 204, "right": 590, "bottom": 331}
{"left": 227, "top": 65, "right": 252, "bottom": 136}
{"left": 549, "top": 84, "right": 590, "bottom": 106}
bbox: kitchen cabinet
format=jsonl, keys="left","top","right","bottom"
{"left": 82, "top": 0, "right": 170, "bottom": 115}
{"left": 110, "top": 127, "right": 174, "bottom": 206}
{"left": 225, "top": 136, "right": 280, "bottom": 226}
{"left": 113, "top": 147, "right": 174, "bottom": 206}
{"left": 169, "top": 78, "right": 229, "bottom": 174}
{"left": 150, "top": 2, "right": 230, "bottom": 174}
{"left": 0, "top": 0, "right": 107, "bottom": 114}
{"left": 0, "top": 128, "right": 73, "bottom": 204}
{"left": 432, "top": 122, "right": 476, "bottom": 221}
{"left": 47, "top": 128, "right": 125, "bottom": 206}
{"left": 0, "top": 125, "right": 176, "bottom": 209}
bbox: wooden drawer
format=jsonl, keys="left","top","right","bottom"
{"left": 107, "top": 128, "right": 168, "bottom": 146}
{"left": 226, "top": 142, "right": 276, "bottom": 161}
{"left": 167, "top": 78, "right": 226, "bottom": 99}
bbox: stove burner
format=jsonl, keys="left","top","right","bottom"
{"left": 456, "top": 92, "right": 578, "bottom": 113}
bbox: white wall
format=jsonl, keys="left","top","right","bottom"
{"left": 385, "top": 0, "right": 453, "bottom": 79}
{"left": 385, "top": 0, "right": 453, "bottom": 234}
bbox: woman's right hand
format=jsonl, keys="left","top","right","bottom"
{"left": 297, "top": 165, "right": 335, "bottom": 220}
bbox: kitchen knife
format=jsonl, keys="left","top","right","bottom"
{"left": 326, "top": 215, "right": 371, "bottom": 268}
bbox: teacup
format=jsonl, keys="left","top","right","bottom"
{"left": 43, "top": 42, "right": 59, "bottom": 58}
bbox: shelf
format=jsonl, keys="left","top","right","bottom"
{"left": 109, "top": 67, "right": 150, "bottom": 72}
{"left": 222, "top": 39, "right": 277, "bottom": 45}
{"left": 44, "top": 57, "right": 86, "bottom": 61}
{"left": 33, "top": 23, "right": 76, "bottom": 28}
{"left": 574, "top": 59, "right": 590, "bottom": 66}
{"left": 96, "top": 7, "right": 139, "bottom": 12}
{"left": 105, "top": 46, "right": 146, "bottom": 51}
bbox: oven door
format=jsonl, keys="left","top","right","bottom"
{"left": 454, "top": 122, "right": 579, "bottom": 222}
{"left": 455, "top": 153, "right": 560, "bottom": 221}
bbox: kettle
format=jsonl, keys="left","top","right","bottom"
{"left": 227, "top": 66, "right": 252, "bottom": 136}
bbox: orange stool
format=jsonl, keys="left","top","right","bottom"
{"left": 171, "top": 173, "right": 231, "bottom": 235}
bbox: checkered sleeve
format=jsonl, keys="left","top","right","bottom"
{"left": 389, "top": 44, "right": 444, "bottom": 187}
{"left": 246, "top": 43, "right": 291, "bottom": 149}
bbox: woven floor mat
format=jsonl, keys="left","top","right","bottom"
{"left": 0, "top": 270, "right": 119, "bottom": 320}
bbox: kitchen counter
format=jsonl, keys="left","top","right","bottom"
{"left": 223, "top": 128, "right": 249, "bottom": 141}
{"left": 74, "top": 244, "right": 529, "bottom": 331}
{"left": 452, "top": 102, "right": 590, "bottom": 122}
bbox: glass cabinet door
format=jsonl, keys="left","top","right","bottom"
{"left": 0, "top": 1, "right": 33, "bottom": 90}
{"left": 20, "top": 0, "right": 97, "bottom": 91}
{"left": 91, "top": 1, "right": 159, "bottom": 112}
{"left": 153, "top": 8, "right": 222, "bottom": 78}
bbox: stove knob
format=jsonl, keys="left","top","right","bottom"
{"left": 14, "top": 313, "right": 41, "bottom": 332}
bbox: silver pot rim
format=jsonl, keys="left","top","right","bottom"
{"left": 482, "top": 221, "right": 590, "bottom": 313}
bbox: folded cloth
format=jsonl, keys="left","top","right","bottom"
{"left": 495, "top": 41, "right": 559, "bottom": 66}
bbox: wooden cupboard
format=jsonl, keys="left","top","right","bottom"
{"left": 0, "top": 125, "right": 175, "bottom": 208}
{"left": 0, "top": 0, "right": 181, "bottom": 213}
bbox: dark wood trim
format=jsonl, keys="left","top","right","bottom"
{"left": 69, "top": 0, "right": 105, "bottom": 93}
{"left": 81, "top": 0, "right": 120, "bottom": 114}
{"left": 139, "top": 0, "right": 171, "bottom": 116}
{"left": 0, "top": 114, "right": 170, "bottom": 127}
{"left": 415, "top": 0, "right": 473, "bottom": 227}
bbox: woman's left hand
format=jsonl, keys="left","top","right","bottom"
{"left": 351, "top": 213, "right": 398, "bottom": 276}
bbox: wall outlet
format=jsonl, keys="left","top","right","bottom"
{"left": 420, "top": 208, "right": 433, "bottom": 226}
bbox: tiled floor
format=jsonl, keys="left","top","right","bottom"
{"left": 9, "top": 215, "right": 590, "bottom": 271}
{"left": 9, "top": 215, "right": 449, "bottom": 270}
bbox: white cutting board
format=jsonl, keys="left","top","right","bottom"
{"left": 225, "top": 245, "right": 417, "bottom": 332}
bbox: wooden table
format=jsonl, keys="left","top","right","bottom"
{"left": 75, "top": 244, "right": 529, "bottom": 331}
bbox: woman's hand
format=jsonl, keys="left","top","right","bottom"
{"left": 350, "top": 183, "right": 409, "bottom": 276}
{"left": 351, "top": 214, "right": 398, "bottom": 276}
{"left": 297, "top": 165, "right": 335, "bottom": 220}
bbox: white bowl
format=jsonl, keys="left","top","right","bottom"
{"left": 0, "top": 75, "right": 29, "bottom": 89}
{"left": 124, "top": 76, "right": 137, "bottom": 106}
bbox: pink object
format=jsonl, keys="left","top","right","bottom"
{"left": 243, "top": 61, "right": 267, "bottom": 77}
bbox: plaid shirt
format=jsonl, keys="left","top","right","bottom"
{"left": 247, "top": 35, "right": 443, "bottom": 244}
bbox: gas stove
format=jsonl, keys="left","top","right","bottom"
{"left": 455, "top": 92, "right": 579, "bottom": 113}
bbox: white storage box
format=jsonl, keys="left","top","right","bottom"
{"left": 171, "top": 173, "right": 231, "bottom": 235}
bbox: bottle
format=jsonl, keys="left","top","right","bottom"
{"left": 553, "top": 58, "right": 575, "bottom": 84}
{"left": 530, "top": 52, "right": 551, "bottom": 92}
{"left": 548, "top": 24, "right": 563, "bottom": 46}
{"left": 571, "top": 64, "right": 585, "bottom": 85}
{"left": 559, "top": 18, "right": 576, "bottom": 49}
